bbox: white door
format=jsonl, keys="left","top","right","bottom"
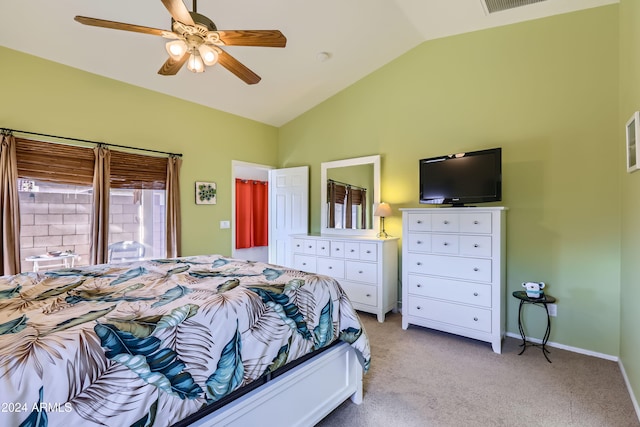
{"left": 269, "top": 166, "right": 309, "bottom": 267}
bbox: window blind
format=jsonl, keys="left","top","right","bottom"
{"left": 109, "top": 151, "right": 168, "bottom": 190}
{"left": 15, "top": 138, "right": 94, "bottom": 185}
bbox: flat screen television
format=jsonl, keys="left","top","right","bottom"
{"left": 419, "top": 147, "right": 502, "bottom": 206}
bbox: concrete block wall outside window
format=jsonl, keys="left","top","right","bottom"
{"left": 18, "top": 181, "right": 166, "bottom": 272}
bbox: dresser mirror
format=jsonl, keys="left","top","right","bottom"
{"left": 320, "top": 155, "right": 380, "bottom": 236}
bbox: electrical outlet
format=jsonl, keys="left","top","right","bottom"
{"left": 547, "top": 303, "right": 557, "bottom": 317}
{"left": 220, "top": 220, "right": 230, "bottom": 229}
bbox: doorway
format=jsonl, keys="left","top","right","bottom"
{"left": 232, "top": 161, "right": 272, "bottom": 262}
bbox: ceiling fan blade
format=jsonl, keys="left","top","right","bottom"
{"left": 158, "top": 52, "right": 189, "bottom": 75}
{"left": 217, "top": 50, "right": 261, "bottom": 85}
{"left": 216, "top": 30, "right": 287, "bottom": 47}
{"left": 161, "top": 0, "right": 195, "bottom": 26}
{"left": 74, "top": 16, "right": 167, "bottom": 36}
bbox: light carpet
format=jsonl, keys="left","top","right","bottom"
{"left": 317, "top": 312, "right": 639, "bottom": 427}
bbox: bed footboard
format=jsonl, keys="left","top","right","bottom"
{"left": 188, "top": 341, "right": 363, "bottom": 427}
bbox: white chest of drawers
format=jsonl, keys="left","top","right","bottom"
{"left": 400, "top": 207, "right": 506, "bottom": 353}
{"left": 291, "top": 235, "right": 398, "bottom": 322}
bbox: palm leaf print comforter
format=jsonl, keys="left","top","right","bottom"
{"left": 0, "top": 255, "right": 370, "bottom": 427}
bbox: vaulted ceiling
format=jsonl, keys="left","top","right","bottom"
{"left": 0, "top": 0, "right": 616, "bottom": 126}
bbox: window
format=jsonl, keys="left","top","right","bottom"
{"left": 107, "top": 150, "right": 168, "bottom": 263}
{"left": 18, "top": 179, "right": 93, "bottom": 272}
{"left": 108, "top": 188, "right": 165, "bottom": 263}
{"left": 15, "top": 138, "right": 171, "bottom": 271}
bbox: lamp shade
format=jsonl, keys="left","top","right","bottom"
{"left": 374, "top": 202, "right": 392, "bottom": 217}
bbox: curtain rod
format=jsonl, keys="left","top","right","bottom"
{"left": 327, "top": 179, "right": 366, "bottom": 191}
{"left": 1, "top": 128, "right": 182, "bottom": 157}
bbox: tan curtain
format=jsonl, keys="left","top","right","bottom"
{"left": 0, "top": 133, "right": 21, "bottom": 275}
{"left": 166, "top": 156, "right": 182, "bottom": 258}
{"left": 90, "top": 145, "right": 110, "bottom": 264}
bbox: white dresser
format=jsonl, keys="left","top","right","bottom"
{"left": 291, "top": 235, "right": 398, "bottom": 322}
{"left": 400, "top": 207, "right": 506, "bottom": 353}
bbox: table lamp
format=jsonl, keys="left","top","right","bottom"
{"left": 374, "top": 202, "right": 392, "bottom": 238}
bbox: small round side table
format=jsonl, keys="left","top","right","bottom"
{"left": 512, "top": 290, "right": 556, "bottom": 363}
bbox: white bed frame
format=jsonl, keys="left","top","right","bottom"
{"left": 188, "top": 342, "right": 363, "bottom": 426}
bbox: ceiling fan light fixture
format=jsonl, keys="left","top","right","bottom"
{"left": 187, "top": 50, "right": 205, "bottom": 73}
{"left": 166, "top": 39, "right": 187, "bottom": 60}
{"left": 198, "top": 44, "right": 219, "bottom": 66}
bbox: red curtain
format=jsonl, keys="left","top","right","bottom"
{"left": 235, "top": 179, "right": 268, "bottom": 249}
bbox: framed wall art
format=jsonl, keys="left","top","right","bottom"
{"left": 195, "top": 181, "right": 217, "bottom": 204}
{"left": 626, "top": 111, "right": 640, "bottom": 173}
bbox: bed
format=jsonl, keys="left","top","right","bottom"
{"left": 0, "top": 255, "right": 370, "bottom": 426}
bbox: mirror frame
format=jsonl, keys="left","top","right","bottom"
{"left": 320, "top": 154, "right": 381, "bottom": 237}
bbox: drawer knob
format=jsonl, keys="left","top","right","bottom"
{"left": 358, "top": 270, "right": 363, "bottom": 274}
{"left": 473, "top": 292, "right": 479, "bottom": 296}
{"left": 328, "top": 266, "right": 333, "bottom": 269}
{"left": 444, "top": 220, "right": 449, "bottom": 225}
{"left": 474, "top": 221, "right": 479, "bottom": 225}
{"left": 417, "top": 306, "right": 422, "bottom": 310}
{"left": 417, "top": 262, "right": 422, "bottom": 266}
{"left": 308, "top": 245, "right": 312, "bottom": 249}
{"left": 302, "top": 262, "right": 307, "bottom": 266}
{"left": 417, "top": 220, "right": 422, "bottom": 224}
{"left": 443, "top": 242, "right": 449, "bottom": 246}
{"left": 350, "top": 249, "right": 355, "bottom": 253}
{"left": 417, "top": 284, "right": 422, "bottom": 288}
{"left": 321, "top": 246, "right": 326, "bottom": 250}
{"left": 417, "top": 240, "right": 422, "bottom": 244}
{"left": 366, "top": 250, "right": 371, "bottom": 254}
{"left": 335, "top": 248, "right": 340, "bottom": 251}
{"left": 473, "top": 317, "right": 478, "bottom": 321}
{"left": 474, "top": 244, "right": 479, "bottom": 248}
{"left": 366, "top": 293, "right": 371, "bottom": 297}
{"left": 473, "top": 267, "right": 479, "bottom": 272}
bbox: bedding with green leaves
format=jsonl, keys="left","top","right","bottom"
{"left": 0, "top": 255, "right": 370, "bottom": 427}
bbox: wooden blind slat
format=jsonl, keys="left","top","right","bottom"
{"left": 110, "top": 151, "right": 168, "bottom": 190}
{"left": 16, "top": 138, "right": 94, "bottom": 185}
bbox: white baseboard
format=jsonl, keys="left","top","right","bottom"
{"left": 619, "top": 359, "right": 640, "bottom": 424}
{"left": 504, "top": 332, "right": 618, "bottom": 361}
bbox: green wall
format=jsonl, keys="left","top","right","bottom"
{"left": 280, "top": 6, "right": 621, "bottom": 356}
{"left": 0, "top": 46, "right": 279, "bottom": 257}
{"left": 619, "top": 0, "right": 640, "bottom": 412}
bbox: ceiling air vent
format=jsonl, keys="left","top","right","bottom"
{"left": 483, "top": 0, "right": 547, "bottom": 14}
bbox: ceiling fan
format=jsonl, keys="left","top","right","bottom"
{"left": 74, "top": 0, "right": 286, "bottom": 84}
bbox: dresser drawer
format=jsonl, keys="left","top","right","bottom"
{"left": 293, "top": 254, "right": 316, "bottom": 273}
{"left": 431, "top": 234, "right": 459, "bottom": 254}
{"left": 345, "top": 261, "right": 377, "bottom": 283}
{"left": 340, "top": 281, "right": 378, "bottom": 307}
{"left": 432, "top": 213, "right": 459, "bottom": 232}
{"left": 330, "top": 240, "right": 345, "bottom": 258}
{"left": 407, "top": 274, "right": 491, "bottom": 308}
{"left": 317, "top": 258, "right": 345, "bottom": 279}
{"left": 407, "top": 233, "right": 431, "bottom": 252}
{"left": 406, "top": 253, "right": 492, "bottom": 282}
{"left": 316, "top": 240, "right": 331, "bottom": 256}
{"left": 292, "top": 238, "right": 305, "bottom": 253}
{"left": 406, "top": 296, "right": 491, "bottom": 332}
{"left": 359, "top": 243, "right": 378, "bottom": 261}
{"left": 459, "top": 213, "right": 492, "bottom": 234}
{"left": 407, "top": 213, "right": 432, "bottom": 232}
{"left": 303, "top": 239, "right": 317, "bottom": 255}
{"left": 344, "top": 242, "right": 360, "bottom": 259}
{"left": 459, "top": 235, "right": 492, "bottom": 257}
